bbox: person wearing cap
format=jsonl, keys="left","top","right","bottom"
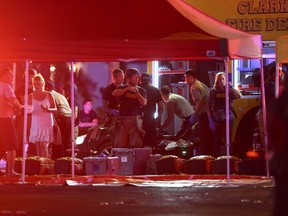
{"left": 159, "top": 85, "right": 195, "bottom": 140}
{"left": 112, "top": 68, "right": 147, "bottom": 148}
{"left": 140, "top": 73, "right": 164, "bottom": 148}
{"left": 185, "top": 69, "right": 212, "bottom": 155}
{"left": 0, "top": 67, "right": 23, "bottom": 176}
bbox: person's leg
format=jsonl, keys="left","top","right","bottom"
{"left": 6, "top": 150, "right": 18, "bottom": 176}
{"left": 129, "top": 117, "right": 144, "bottom": 148}
{"left": 15, "top": 115, "right": 24, "bottom": 157}
{"left": 36, "top": 142, "right": 41, "bottom": 157}
{"left": 39, "top": 142, "right": 49, "bottom": 158}
{"left": 143, "top": 116, "right": 157, "bottom": 147}
{"left": 114, "top": 118, "right": 129, "bottom": 148}
{"left": 27, "top": 143, "right": 37, "bottom": 157}
{"left": 58, "top": 117, "right": 71, "bottom": 148}
{"left": 198, "top": 114, "right": 212, "bottom": 155}
{"left": 1, "top": 118, "right": 19, "bottom": 176}
{"left": 212, "top": 121, "right": 222, "bottom": 158}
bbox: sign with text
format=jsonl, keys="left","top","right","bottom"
{"left": 187, "top": 0, "right": 288, "bottom": 40}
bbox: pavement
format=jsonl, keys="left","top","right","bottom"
{"left": 0, "top": 174, "right": 274, "bottom": 216}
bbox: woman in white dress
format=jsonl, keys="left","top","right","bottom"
{"left": 29, "top": 74, "right": 56, "bottom": 158}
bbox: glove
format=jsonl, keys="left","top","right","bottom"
{"left": 208, "top": 116, "right": 216, "bottom": 131}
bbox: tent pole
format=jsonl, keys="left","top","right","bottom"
{"left": 70, "top": 62, "right": 75, "bottom": 177}
{"left": 275, "top": 62, "right": 280, "bottom": 98}
{"left": 21, "top": 60, "right": 30, "bottom": 183}
{"left": 224, "top": 57, "right": 230, "bottom": 186}
{"left": 259, "top": 58, "right": 270, "bottom": 177}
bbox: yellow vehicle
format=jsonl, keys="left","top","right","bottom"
{"left": 232, "top": 95, "right": 260, "bottom": 158}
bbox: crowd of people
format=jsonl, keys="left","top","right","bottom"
{"left": 1, "top": 63, "right": 287, "bottom": 214}
{"left": 101, "top": 67, "right": 241, "bottom": 158}
{"left": 0, "top": 65, "right": 244, "bottom": 175}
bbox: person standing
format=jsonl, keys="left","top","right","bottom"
{"left": 140, "top": 73, "right": 164, "bottom": 148}
{"left": 45, "top": 81, "right": 71, "bottom": 159}
{"left": 159, "top": 85, "right": 195, "bottom": 140}
{"left": 0, "top": 67, "right": 23, "bottom": 176}
{"left": 29, "top": 74, "right": 56, "bottom": 158}
{"left": 257, "top": 64, "right": 280, "bottom": 146}
{"left": 15, "top": 68, "right": 37, "bottom": 157}
{"left": 184, "top": 69, "right": 212, "bottom": 155}
{"left": 62, "top": 82, "right": 79, "bottom": 153}
{"left": 78, "top": 98, "right": 98, "bottom": 136}
{"left": 267, "top": 77, "right": 288, "bottom": 216}
{"left": 102, "top": 68, "right": 124, "bottom": 118}
{"left": 207, "top": 72, "right": 241, "bottom": 157}
{"left": 112, "top": 68, "right": 147, "bottom": 148}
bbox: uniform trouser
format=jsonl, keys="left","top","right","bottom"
{"left": 212, "top": 119, "right": 233, "bottom": 157}
{"left": 114, "top": 115, "right": 144, "bottom": 148}
{"left": 143, "top": 115, "right": 157, "bottom": 147}
{"left": 57, "top": 116, "right": 71, "bottom": 156}
{"left": 197, "top": 113, "right": 213, "bottom": 155}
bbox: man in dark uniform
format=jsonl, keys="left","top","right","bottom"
{"left": 140, "top": 73, "right": 164, "bottom": 148}
{"left": 185, "top": 69, "right": 212, "bottom": 155}
{"left": 112, "top": 68, "right": 147, "bottom": 148}
{"left": 102, "top": 69, "right": 124, "bottom": 117}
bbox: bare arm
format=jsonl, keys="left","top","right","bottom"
{"left": 194, "top": 99, "right": 204, "bottom": 115}
{"left": 74, "top": 106, "right": 79, "bottom": 120}
{"left": 230, "top": 87, "right": 241, "bottom": 99}
{"left": 160, "top": 112, "right": 173, "bottom": 130}
{"left": 41, "top": 92, "right": 57, "bottom": 113}
{"left": 8, "top": 97, "right": 22, "bottom": 113}
{"left": 134, "top": 88, "right": 147, "bottom": 106}
{"left": 160, "top": 102, "right": 174, "bottom": 130}
{"left": 156, "top": 101, "right": 164, "bottom": 126}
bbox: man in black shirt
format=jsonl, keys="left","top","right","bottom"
{"left": 78, "top": 98, "right": 98, "bottom": 136}
{"left": 102, "top": 69, "right": 124, "bottom": 117}
{"left": 140, "top": 73, "right": 164, "bottom": 148}
{"left": 112, "top": 68, "right": 147, "bottom": 148}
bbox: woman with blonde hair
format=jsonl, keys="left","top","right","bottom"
{"left": 29, "top": 74, "right": 56, "bottom": 158}
{"left": 207, "top": 72, "right": 241, "bottom": 157}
